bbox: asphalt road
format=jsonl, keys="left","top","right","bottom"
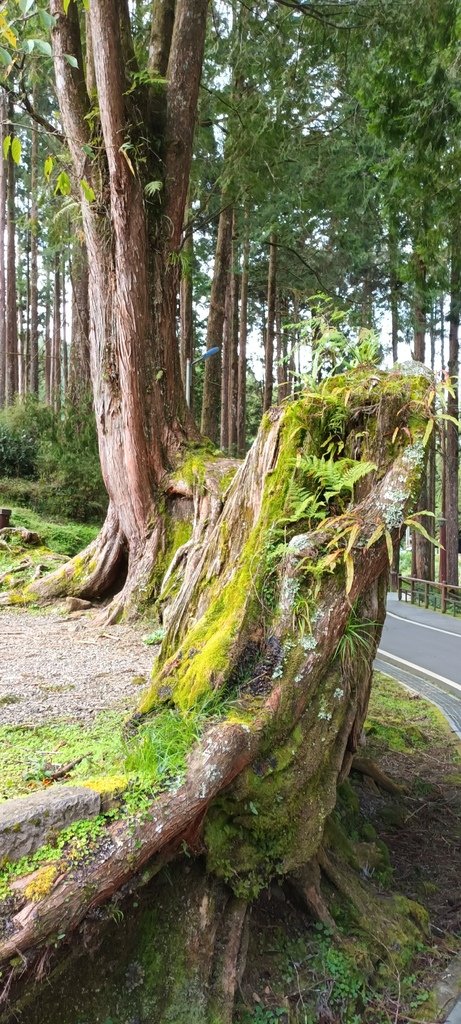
{"left": 375, "top": 595, "right": 461, "bottom": 1020}
{"left": 375, "top": 593, "right": 461, "bottom": 738}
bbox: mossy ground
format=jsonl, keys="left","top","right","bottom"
{"left": 0, "top": 506, "right": 99, "bottom": 596}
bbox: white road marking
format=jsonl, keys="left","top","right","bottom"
{"left": 377, "top": 648, "right": 461, "bottom": 695}
{"left": 387, "top": 610, "right": 461, "bottom": 639}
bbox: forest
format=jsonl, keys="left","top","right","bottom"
{"left": 0, "top": 1, "right": 460, "bottom": 1023}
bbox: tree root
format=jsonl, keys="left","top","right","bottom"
{"left": 0, "top": 507, "right": 126, "bottom": 609}
{"left": 287, "top": 860, "right": 337, "bottom": 930}
{"left": 351, "top": 756, "right": 406, "bottom": 795}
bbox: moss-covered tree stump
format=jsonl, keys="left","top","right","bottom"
{"left": 0, "top": 364, "right": 437, "bottom": 1021}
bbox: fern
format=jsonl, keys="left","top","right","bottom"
{"left": 297, "top": 455, "right": 376, "bottom": 503}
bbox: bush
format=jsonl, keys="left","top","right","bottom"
{"left": 0, "top": 399, "right": 53, "bottom": 478}
{"left": 0, "top": 397, "right": 107, "bottom": 524}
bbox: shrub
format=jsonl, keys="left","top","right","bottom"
{"left": 0, "top": 397, "right": 107, "bottom": 524}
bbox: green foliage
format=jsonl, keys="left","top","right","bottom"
{"left": 296, "top": 454, "right": 377, "bottom": 506}
{"left": 3, "top": 506, "right": 98, "bottom": 555}
{"left": 335, "top": 605, "right": 378, "bottom": 671}
{"left": 0, "top": 397, "right": 107, "bottom": 523}
{"left": 0, "top": 398, "right": 54, "bottom": 478}
{"left": 126, "top": 691, "right": 234, "bottom": 790}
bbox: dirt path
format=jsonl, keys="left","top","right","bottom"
{"left": 0, "top": 609, "right": 155, "bottom": 725}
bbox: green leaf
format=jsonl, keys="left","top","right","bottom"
{"left": 365, "top": 523, "right": 384, "bottom": 550}
{"left": 64, "top": 53, "right": 78, "bottom": 68}
{"left": 31, "top": 38, "right": 52, "bottom": 57}
{"left": 0, "top": 46, "right": 12, "bottom": 66}
{"left": 18, "top": 0, "right": 36, "bottom": 14}
{"left": 11, "top": 137, "right": 21, "bottom": 165}
{"left": 80, "top": 178, "right": 95, "bottom": 202}
{"left": 345, "top": 552, "right": 354, "bottom": 596}
{"left": 404, "top": 519, "right": 439, "bottom": 546}
{"left": 144, "top": 180, "right": 163, "bottom": 197}
{"left": 2, "top": 134, "right": 11, "bottom": 159}
{"left": 44, "top": 155, "right": 54, "bottom": 181}
{"left": 384, "top": 529, "right": 394, "bottom": 566}
{"left": 422, "top": 418, "right": 434, "bottom": 447}
{"left": 38, "top": 9, "right": 56, "bottom": 30}
{"left": 63, "top": 0, "right": 72, "bottom": 12}
{"left": 55, "top": 170, "right": 71, "bottom": 196}
{"left": 82, "top": 143, "right": 95, "bottom": 158}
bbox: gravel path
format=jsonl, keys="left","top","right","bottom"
{"left": 0, "top": 609, "right": 155, "bottom": 726}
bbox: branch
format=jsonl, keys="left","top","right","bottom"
{"left": 0, "top": 82, "right": 64, "bottom": 143}
{"left": 262, "top": 239, "right": 330, "bottom": 292}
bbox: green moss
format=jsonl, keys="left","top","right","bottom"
{"left": 23, "top": 864, "right": 57, "bottom": 901}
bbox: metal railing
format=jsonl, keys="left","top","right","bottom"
{"left": 397, "top": 574, "right": 461, "bottom": 616}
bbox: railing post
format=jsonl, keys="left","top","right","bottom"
{"left": 441, "top": 582, "right": 447, "bottom": 613}
{"left": 398, "top": 575, "right": 402, "bottom": 601}
{"left": 424, "top": 581, "right": 429, "bottom": 609}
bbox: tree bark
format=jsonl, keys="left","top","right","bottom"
{"left": 220, "top": 269, "right": 231, "bottom": 451}
{"left": 446, "top": 227, "right": 460, "bottom": 586}
{"left": 0, "top": 92, "right": 6, "bottom": 407}
{"left": 61, "top": 257, "right": 68, "bottom": 392}
{"left": 52, "top": 252, "right": 61, "bottom": 413}
{"left": 68, "top": 238, "right": 90, "bottom": 403}
{"left": 29, "top": 122, "right": 39, "bottom": 397}
{"left": 411, "top": 253, "right": 431, "bottom": 579}
{"left": 228, "top": 219, "right": 239, "bottom": 455}
{"left": 44, "top": 269, "right": 51, "bottom": 407}
{"left": 201, "top": 202, "right": 233, "bottom": 445}
{"left": 22, "top": 0, "right": 208, "bottom": 617}
{"left": 237, "top": 215, "right": 249, "bottom": 456}
{"left": 5, "top": 102, "right": 18, "bottom": 405}
{"left": 263, "top": 231, "right": 276, "bottom": 412}
{"left": 179, "top": 220, "right": 194, "bottom": 397}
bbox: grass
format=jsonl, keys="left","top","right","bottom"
{"left": 366, "top": 670, "right": 457, "bottom": 753}
{"left": 1, "top": 505, "right": 99, "bottom": 556}
{"left": 0, "top": 711, "right": 129, "bottom": 800}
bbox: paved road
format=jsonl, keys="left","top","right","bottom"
{"left": 375, "top": 593, "right": 461, "bottom": 738}
{"left": 376, "top": 595, "right": 461, "bottom": 1021}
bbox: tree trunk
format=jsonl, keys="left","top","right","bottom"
{"left": 263, "top": 231, "right": 276, "bottom": 412}
{"left": 179, "top": 221, "right": 194, "bottom": 399}
{"left": 237, "top": 216, "right": 249, "bottom": 456}
{"left": 61, "top": 257, "right": 68, "bottom": 392}
{"left": 0, "top": 365, "right": 433, "bottom": 1018}
{"left": 29, "top": 123, "right": 39, "bottom": 397}
{"left": 228, "top": 219, "right": 239, "bottom": 455}
{"left": 446, "top": 228, "right": 460, "bottom": 586}
{"left": 411, "top": 253, "right": 431, "bottom": 579}
{"left": 68, "top": 238, "right": 90, "bottom": 403}
{"left": 5, "top": 103, "right": 18, "bottom": 405}
{"left": 13, "top": 0, "right": 208, "bottom": 618}
{"left": 0, "top": 94, "right": 6, "bottom": 407}
{"left": 52, "top": 252, "right": 61, "bottom": 413}
{"left": 44, "top": 269, "right": 51, "bottom": 407}
{"left": 220, "top": 270, "right": 231, "bottom": 451}
{"left": 202, "top": 203, "right": 233, "bottom": 445}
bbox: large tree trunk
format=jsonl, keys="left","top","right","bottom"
{"left": 12, "top": 0, "right": 208, "bottom": 619}
{"left": 0, "top": 365, "right": 433, "bottom": 1019}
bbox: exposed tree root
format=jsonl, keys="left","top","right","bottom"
{"left": 287, "top": 860, "right": 337, "bottom": 930}
{"left": 352, "top": 756, "right": 406, "bottom": 795}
